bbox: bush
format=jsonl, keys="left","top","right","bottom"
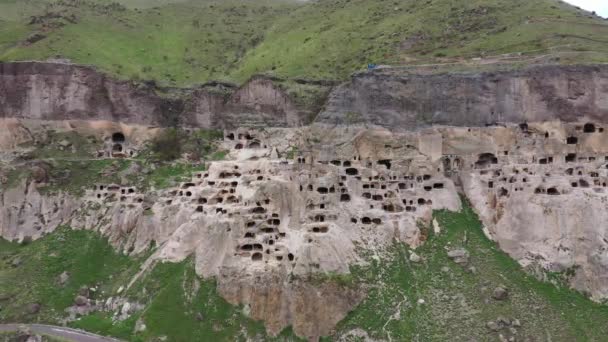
{"left": 151, "top": 129, "right": 182, "bottom": 161}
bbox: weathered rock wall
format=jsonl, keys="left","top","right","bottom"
{"left": 3, "top": 62, "right": 608, "bottom": 131}
{"left": 317, "top": 65, "right": 608, "bottom": 129}
{"left": 0, "top": 62, "right": 306, "bottom": 128}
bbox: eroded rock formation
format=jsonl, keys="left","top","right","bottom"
{"left": 3, "top": 62, "right": 608, "bottom": 340}
{"left": 318, "top": 65, "right": 608, "bottom": 128}
{"left": 0, "top": 62, "right": 309, "bottom": 128}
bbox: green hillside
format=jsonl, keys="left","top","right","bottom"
{"left": 0, "top": 0, "right": 607, "bottom": 86}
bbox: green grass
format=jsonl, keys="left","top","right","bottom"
{"left": 72, "top": 257, "right": 305, "bottom": 342}
{"left": 0, "top": 227, "right": 143, "bottom": 324}
{"left": 0, "top": 0, "right": 607, "bottom": 87}
{"left": 38, "top": 159, "right": 130, "bottom": 195}
{"left": 23, "top": 131, "right": 99, "bottom": 160}
{"left": 4, "top": 128, "right": 226, "bottom": 195}
{"left": 327, "top": 199, "right": 608, "bottom": 341}
{"left": 138, "top": 162, "right": 205, "bottom": 189}
{"left": 0, "top": 229, "right": 302, "bottom": 341}
{"left": 128, "top": 128, "right": 226, "bottom": 190}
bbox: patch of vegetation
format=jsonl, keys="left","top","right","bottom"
{"left": 39, "top": 159, "right": 130, "bottom": 195}
{"left": 0, "top": 229, "right": 302, "bottom": 341}
{"left": 285, "top": 146, "right": 298, "bottom": 160}
{"left": 70, "top": 312, "right": 140, "bottom": 340}
{"left": 136, "top": 162, "right": 205, "bottom": 190}
{"left": 24, "top": 131, "right": 98, "bottom": 160}
{"left": 150, "top": 128, "right": 182, "bottom": 162}
{"left": 130, "top": 128, "right": 225, "bottom": 190}
{"left": 0, "top": 227, "right": 143, "bottom": 324}
{"left": 72, "top": 258, "right": 305, "bottom": 342}
{"left": 327, "top": 199, "right": 608, "bottom": 341}
{"left": 0, "top": 166, "right": 30, "bottom": 190}
{"left": 308, "top": 272, "right": 356, "bottom": 289}
{"left": 148, "top": 128, "right": 224, "bottom": 162}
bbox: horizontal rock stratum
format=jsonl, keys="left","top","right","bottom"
{"left": 1, "top": 62, "right": 608, "bottom": 129}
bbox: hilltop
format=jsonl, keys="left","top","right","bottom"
{"left": 0, "top": 0, "right": 607, "bottom": 86}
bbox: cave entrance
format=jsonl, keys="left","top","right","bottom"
{"left": 584, "top": 123, "right": 596, "bottom": 133}
{"left": 475, "top": 153, "right": 498, "bottom": 168}
{"left": 378, "top": 159, "right": 392, "bottom": 170}
{"left": 566, "top": 136, "right": 578, "bottom": 145}
{"left": 345, "top": 168, "right": 358, "bottom": 176}
{"left": 112, "top": 132, "right": 125, "bottom": 143}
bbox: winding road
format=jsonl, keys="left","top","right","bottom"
{"left": 0, "top": 324, "right": 122, "bottom": 342}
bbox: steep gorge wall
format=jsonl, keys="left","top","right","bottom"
{"left": 318, "top": 65, "right": 608, "bottom": 129}
{"left": 0, "top": 62, "right": 306, "bottom": 128}
{"left": 2, "top": 62, "right": 608, "bottom": 130}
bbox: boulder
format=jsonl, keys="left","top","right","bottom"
{"left": 78, "top": 286, "right": 90, "bottom": 297}
{"left": 11, "top": 257, "right": 22, "bottom": 268}
{"left": 74, "top": 295, "right": 88, "bottom": 306}
{"left": 447, "top": 248, "right": 469, "bottom": 265}
{"left": 409, "top": 252, "right": 422, "bottom": 263}
{"left": 25, "top": 33, "right": 46, "bottom": 44}
{"left": 57, "top": 139, "right": 72, "bottom": 148}
{"left": 58, "top": 271, "right": 70, "bottom": 286}
{"left": 27, "top": 303, "right": 41, "bottom": 314}
{"left": 492, "top": 286, "right": 509, "bottom": 301}
{"left": 486, "top": 321, "right": 500, "bottom": 331}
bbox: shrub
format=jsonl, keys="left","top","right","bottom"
{"left": 151, "top": 129, "right": 182, "bottom": 161}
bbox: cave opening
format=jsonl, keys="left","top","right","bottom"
{"left": 378, "top": 159, "right": 392, "bottom": 170}
{"left": 584, "top": 123, "right": 596, "bottom": 133}
{"left": 112, "top": 132, "right": 125, "bottom": 143}
{"left": 566, "top": 136, "right": 578, "bottom": 144}
{"left": 475, "top": 153, "right": 498, "bottom": 168}
{"left": 345, "top": 168, "right": 358, "bottom": 176}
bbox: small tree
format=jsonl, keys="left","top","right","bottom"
{"left": 151, "top": 128, "right": 182, "bottom": 161}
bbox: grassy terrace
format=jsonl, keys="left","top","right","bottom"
{"left": 0, "top": 128, "right": 226, "bottom": 195}
{"left": 0, "top": 0, "right": 607, "bottom": 87}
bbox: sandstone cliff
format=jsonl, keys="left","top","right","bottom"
{"left": 318, "top": 65, "right": 608, "bottom": 129}
{"left": 3, "top": 62, "right": 608, "bottom": 131}
{"left": 0, "top": 62, "right": 308, "bottom": 128}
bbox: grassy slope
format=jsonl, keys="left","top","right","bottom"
{"left": 0, "top": 228, "right": 142, "bottom": 324}
{"left": 327, "top": 200, "right": 608, "bottom": 341}
{"left": 0, "top": 230, "right": 302, "bottom": 341}
{"left": 0, "top": 0, "right": 607, "bottom": 86}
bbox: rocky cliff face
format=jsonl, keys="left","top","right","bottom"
{"left": 3, "top": 62, "right": 608, "bottom": 131}
{"left": 318, "top": 65, "right": 608, "bottom": 129}
{"left": 0, "top": 62, "right": 307, "bottom": 128}
{"left": 3, "top": 61, "right": 608, "bottom": 340}
{"left": 5, "top": 120, "right": 608, "bottom": 338}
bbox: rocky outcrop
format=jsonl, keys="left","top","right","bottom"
{"left": 0, "top": 62, "right": 307, "bottom": 128}
{"left": 0, "top": 124, "right": 462, "bottom": 340}
{"left": 317, "top": 65, "right": 608, "bottom": 129}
